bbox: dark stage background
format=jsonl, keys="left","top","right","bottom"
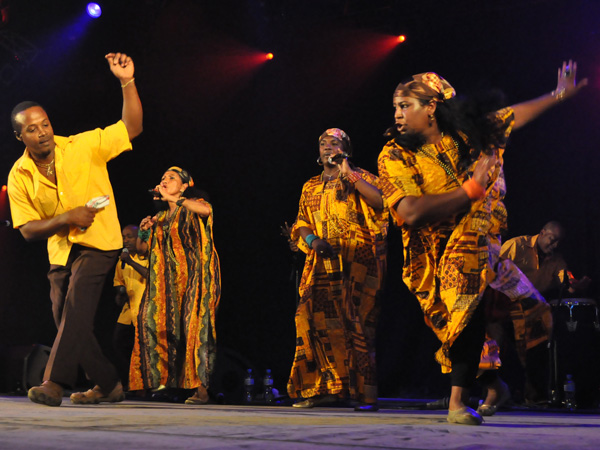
{"left": 1, "top": 0, "right": 599, "bottom": 400}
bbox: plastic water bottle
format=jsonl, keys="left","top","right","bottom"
{"left": 563, "top": 374, "right": 577, "bottom": 410}
{"left": 243, "top": 369, "right": 254, "bottom": 404}
{"left": 263, "top": 369, "right": 274, "bottom": 405}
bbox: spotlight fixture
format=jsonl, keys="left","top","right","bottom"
{"left": 397, "top": 35, "right": 406, "bottom": 43}
{"left": 0, "top": 0, "right": 9, "bottom": 28}
{"left": 87, "top": 3, "right": 102, "bottom": 19}
{"left": 266, "top": 53, "right": 274, "bottom": 60}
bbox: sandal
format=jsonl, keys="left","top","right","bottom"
{"left": 292, "top": 394, "right": 338, "bottom": 408}
{"left": 447, "top": 406, "right": 483, "bottom": 425}
{"left": 477, "top": 381, "right": 511, "bottom": 416}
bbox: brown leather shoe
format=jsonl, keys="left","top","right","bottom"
{"left": 185, "top": 385, "right": 209, "bottom": 405}
{"left": 70, "top": 382, "right": 125, "bottom": 405}
{"left": 28, "top": 381, "right": 64, "bottom": 407}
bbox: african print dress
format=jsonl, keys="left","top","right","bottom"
{"left": 129, "top": 201, "right": 221, "bottom": 390}
{"left": 377, "top": 107, "right": 551, "bottom": 373}
{"left": 288, "top": 169, "right": 388, "bottom": 403}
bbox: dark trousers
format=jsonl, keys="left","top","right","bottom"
{"left": 449, "top": 298, "right": 487, "bottom": 388}
{"left": 45, "top": 245, "right": 120, "bottom": 393}
{"left": 113, "top": 323, "right": 135, "bottom": 389}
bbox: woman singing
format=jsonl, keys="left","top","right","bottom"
{"left": 288, "top": 128, "right": 389, "bottom": 411}
{"left": 129, "top": 166, "right": 221, "bottom": 405}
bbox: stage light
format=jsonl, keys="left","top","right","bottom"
{"left": 87, "top": 3, "right": 102, "bottom": 19}
{"left": 397, "top": 35, "right": 406, "bottom": 43}
{"left": 1, "top": 185, "right": 6, "bottom": 192}
{"left": 1, "top": 0, "right": 10, "bottom": 28}
{"left": 266, "top": 53, "right": 274, "bottom": 60}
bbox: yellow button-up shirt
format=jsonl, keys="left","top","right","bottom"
{"left": 500, "top": 234, "right": 568, "bottom": 297}
{"left": 7, "top": 121, "right": 132, "bottom": 265}
{"left": 114, "top": 253, "right": 148, "bottom": 325}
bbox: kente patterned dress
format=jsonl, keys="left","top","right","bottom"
{"left": 288, "top": 169, "right": 388, "bottom": 403}
{"left": 129, "top": 200, "right": 221, "bottom": 390}
{"left": 377, "top": 107, "right": 551, "bottom": 373}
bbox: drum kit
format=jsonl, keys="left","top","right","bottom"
{"left": 548, "top": 298, "right": 600, "bottom": 409}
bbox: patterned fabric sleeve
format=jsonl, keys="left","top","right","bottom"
{"left": 490, "top": 107, "right": 515, "bottom": 156}
{"left": 377, "top": 143, "right": 422, "bottom": 226}
{"left": 291, "top": 178, "right": 319, "bottom": 254}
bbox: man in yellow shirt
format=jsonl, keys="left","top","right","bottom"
{"left": 113, "top": 224, "right": 148, "bottom": 391}
{"left": 500, "top": 221, "right": 591, "bottom": 300}
{"left": 7, "top": 52, "right": 143, "bottom": 407}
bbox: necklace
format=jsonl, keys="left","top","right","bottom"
{"left": 322, "top": 168, "right": 340, "bottom": 181}
{"left": 417, "top": 135, "right": 460, "bottom": 185}
{"left": 34, "top": 158, "right": 55, "bottom": 177}
{"left": 165, "top": 205, "right": 180, "bottom": 223}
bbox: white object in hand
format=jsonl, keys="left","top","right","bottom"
{"left": 80, "top": 195, "right": 110, "bottom": 231}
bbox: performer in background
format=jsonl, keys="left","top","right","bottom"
{"left": 7, "top": 52, "right": 143, "bottom": 407}
{"left": 129, "top": 167, "right": 221, "bottom": 406}
{"left": 500, "top": 220, "right": 593, "bottom": 404}
{"left": 113, "top": 224, "right": 148, "bottom": 392}
{"left": 288, "top": 128, "right": 389, "bottom": 411}
{"left": 377, "top": 62, "right": 586, "bottom": 424}
{"left": 501, "top": 221, "right": 592, "bottom": 300}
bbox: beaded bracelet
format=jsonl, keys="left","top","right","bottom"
{"left": 138, "top": 228, "right": 150, "bottom": 242}
{"left": 462, "top": 178, "right": 486, "bottom": 201}
{"left": 552, "top": 88, "right": 566, "bottom": 102}
{"left": 304, "top": 234, "right": 318, "bottom": 248}
{"left": 346, "top": 171, "right": 361, "bottom": 183}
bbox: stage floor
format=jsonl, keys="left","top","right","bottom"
{"left": 1, "top": 395, "right": 599, "bottom": 449}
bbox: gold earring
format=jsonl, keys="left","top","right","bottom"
{"left": 428, "top": 114, "right": 435, "bottom": 125}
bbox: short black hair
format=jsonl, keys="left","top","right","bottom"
{"left": 542, "top": 220, "right": 565, "bottom": 237}
{"left": 11, "top": 101, "right": 44, "bottom": 134}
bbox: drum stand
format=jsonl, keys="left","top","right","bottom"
{"left": 548, "top": 286, "right": 566, "bottom": 407}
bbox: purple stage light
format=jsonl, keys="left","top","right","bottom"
{"left": 87, "top": 3, "right": 102, "bottom": 19}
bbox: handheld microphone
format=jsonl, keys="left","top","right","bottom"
{"left": 328, "top": 152, "right": 349, "bottom": 165}
{"left": 148, "top": 188, "right": 160, "bottom": 196}
{"left": 121, "top": 248, "right": 129, "bottom": 269}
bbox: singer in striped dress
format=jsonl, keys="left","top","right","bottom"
{"left": 129, "top": 166, "right": 221, "bottom": 405}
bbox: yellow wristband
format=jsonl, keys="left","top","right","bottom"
{"left": 121, "top": 78, "right": 135, "bottom": 88}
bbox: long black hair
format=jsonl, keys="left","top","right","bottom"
{"left": 385, "top": 88, "right": 508, "bottom": 171}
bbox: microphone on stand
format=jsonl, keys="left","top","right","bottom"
{"left": 1, "top": 219, "right": 11, "bottom": 227}
{"left": 328, "top": 152, "right": 349, "bottom": 165}
{"left": 121, "top": 248, "right": 129, "bottom": 269}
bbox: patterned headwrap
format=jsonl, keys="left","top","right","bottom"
{"left": 318, "top": 128, "right": 353, "bottom": 156}
{"left": 394, "top": 72, "right": 456, "bottom": 103}
{"left": 167, "top": 166, "right": 195, "bottom": 187}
